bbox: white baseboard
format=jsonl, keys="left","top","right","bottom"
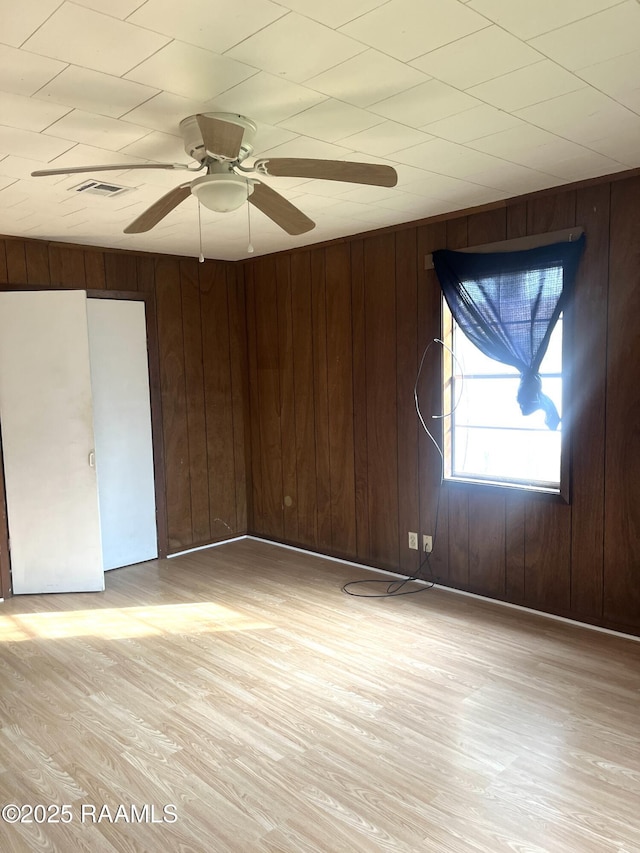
{"left": 169, "top": 534, "right": 640, "bottom": 644}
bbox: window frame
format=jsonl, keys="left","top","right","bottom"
{"left": 436, "top": 240, "right": 574, "bottom": 505}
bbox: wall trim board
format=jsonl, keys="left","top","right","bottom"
{"left": 167, "top": 534, "right": 248, "bottom": 557}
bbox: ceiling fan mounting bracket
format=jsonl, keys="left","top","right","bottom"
{"left": 179, "top": 113, "right": 257, "bottom": 164}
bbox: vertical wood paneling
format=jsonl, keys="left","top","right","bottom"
{"left": 571, "top": 184, "right": 609, "bottom": 618}
{"left": 0, "top": 241, "right": 7, "bottom": 283}
{"left": 5, "top": 241, "right": 27, "bottom": 284}
{"left": 52, "top": 246, "right": 86, "bottom": 288}
{"left": 25, "top": 242, "right": 51, "bottom": 286}
{"left": 290, "top": 252, "right": 317, "bottom": 548}
{"left": 227, "top": 265, "right": 249, "bottom": 534}
{"left": 104, "top": 252, "right": 138, "bottom": 291}
{"left": 364, "top": 233, "right": 399, "bottom": 568}
{"left": 255, "top": 257, "right": 284, "bottom": 540}
{"left": 325, "top": 243, "right": 356, "bottom": 557}
{"left": 416, "top": 221, "right": 448, "bottom": 582}
{"left": 180, "top": 259, "right": 210, "bottom": 544}
{"left": 350, "top": 240, "right": 369, "bottom": 560}
{"left": 603, "top": 177, "right": 640, "bottom": 629}
{"left": 84, "top": 250, "right": 106, "bottom": 290}
{"left": 395, "top": 229, "right": 419, "bottom": 576}
{"left": 200, "top": 262, "right": 238, "bottom": 539}
{"left": 245, "top": 263, "right": 264, "bottom": 533}
{"left": 155, "top": 258, "right": 192, "bottom": 550}
{"left": 311, "top": 250, "right": 331, "bottom": 551}
{"left": 276, "top": 256, "right": 299, "bottom": 543}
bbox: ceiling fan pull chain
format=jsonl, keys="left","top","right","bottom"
{"left": 247, "top": 181, "right": 254, "bottom": 254}
{"left": 198, "top": 200, "right": 204, "bottom": 263}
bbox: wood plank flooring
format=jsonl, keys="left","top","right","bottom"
{"left": 1, "top": 538, "right": 639, "bottom": 852}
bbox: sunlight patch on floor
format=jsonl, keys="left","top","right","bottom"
{"left": 0, "top": 601, "right": 273, "bottom": 642}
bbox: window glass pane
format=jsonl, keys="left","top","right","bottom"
{"left": 453, "top": 426, "right": 561, "bottom": 485}
{"left": 446, "top": 297, "right": 563, "bottom": 490}
{"left": 454, "top": 377, "right": 562, "bottom": 429}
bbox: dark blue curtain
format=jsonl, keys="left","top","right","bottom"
{"left": 432, "top": 235, "right": 585, "bottom": 430}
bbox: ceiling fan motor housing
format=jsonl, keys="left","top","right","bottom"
{"left": 180, "top": 113, "right": 257, "bottom": 163}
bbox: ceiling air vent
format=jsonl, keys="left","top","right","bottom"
{"left": 71, "top": 180, "right": 134, "bottom": 197}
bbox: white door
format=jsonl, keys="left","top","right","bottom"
{"left": 86, "top": 299, "right": 157, "bottom": 571}
{"left": 0, "top": 290, "right": 104, "bottom": 594}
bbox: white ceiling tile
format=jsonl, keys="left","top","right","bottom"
{"left": 0, "top": 44, "right": 66, "bottom": 97}
{"left": 338, "top": 122, "right": 432, "bottom": 156}
{"left": 0, "top": 92, "right": 70, "bottom": 132}
{"left": 0, "top": 155, "right": 68, "bottom": 182}
{"left": 119, "top": 92, "right": 207, "bottom": 134}
{"left": 398, "top": 170, "right": 486, "bottom": 199}
{"left": 119, "top": 130, "right": 190, "bottom": 162}
{"left": 0, "top": 177, "right": 19, "bottom": 193}
{"left": 371, "top": 80, "right": 482, "bottom": 127}
{"left": 393, "top": 137, "right": 506, "bottom": 178}
{"left": 530, "top": 3, "right": 640, "bottom": 71}
{"left": 411, "top": 26, "right": 542, "bottom": 90}
{"left": 257, "top": 135, "right": 355, "bottom": 160}
{"left": 127, "top": 0, "right": 287, "bottom": 53}
{"left": 225, "top": 12, "right": 367, "bottom": 83}
{"left": 537, "top": 150, "right": 626, "bottom": 180}
{"left": 22, "top": 4, "right": 171, "bottom": 76}
{"left": 463, "top": 163, "right": 558, "bottom": 193}
{"left": 34, "top": 67, "right": 159, "bottom": 119}
{"left": 339, "top": 0, "right": 490, "bottom": 62}
{"left": 249, "top": 124, "right": 298, "bottom": 154}
{"left": 306, "top": 50, "right": 430, "bottom": 109}
{"left": 337, "top": 185, "right": 399, "bottom": 204}
{"left": 516, "top": 89, "right": 640, "bottom": 145}
{"left": 586, "top": 130, "right": 640, "bottom": 166}
{"left": 44, "top": 143, "right": 153, "bottom": 170}
{"left": 424, "top": 105, "right": 524, "bottom": 143}
{"left": 469, "top": 126, "right": 596, "bottom": 173}
{"left": 73, "top": 0, "right": 146, "bottom": 16}
{"left": 0, "top": 125, "right": 75, "bottom": 161}
{"left": 279, "top": 100, "right": 383, "bottom": 143}
{"left": 44, "top": 110, "right": 152, "bottom": 151}
{"left": 273, "top": 0, "right": 388, "bottom": 28}
{"left": 1, "top": 0, "right": 63, "bottom": 47}
{"left": 467, "top": 0, "right": 623, "bottom": 40}
{"left": 125, "top": 41, "right": 258, "bottom": 100}
{"left": 577, "top": 50, "right": 640, "bottom": 113}
{"left": 468, "top": 61, "right": 586, "bottom": 111}
{"left": 204, "top": 72, "right": 327, "bottom": 125}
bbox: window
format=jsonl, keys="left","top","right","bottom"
{"left": 442, "top": 301, "right": 564, "bottom": 493}
{"left": 432, "top": 234, "right": 586, "bottom": 499}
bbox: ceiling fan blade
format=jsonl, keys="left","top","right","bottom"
{"left": 249, "top": 182, "right": 315, "bottom": 236}
{"left": 256, "top": 158, "right": 398, "bottom": 187}
{"left": 31, "top": 162, "right": 191, "bottom": 178}
{"left": 124, "top": 184, "right": 192, "bottom": 234}
{"left": 196, "top": 114, "right": 244, "bottom": 160}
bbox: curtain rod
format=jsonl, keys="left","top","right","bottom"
{"left": 424, "top": 227, "right": 584, "bottom": 270}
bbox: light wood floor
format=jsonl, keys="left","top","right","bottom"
{"left": 0, "top": 539, "right": 639, "bottom": 853}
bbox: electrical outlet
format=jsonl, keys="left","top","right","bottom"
{"left": 408, "top": 532, "right": 418, "bottom": 550}
{"left": 423, "top": 534, "right": 433, "bottom": 553}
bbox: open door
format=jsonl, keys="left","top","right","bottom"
{"left": 86, "top": 299, "right": 158, "bottom": 571}
{"left": 0, "top": 290, "right": 104, "bottom": 594}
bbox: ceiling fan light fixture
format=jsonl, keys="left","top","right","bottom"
{"left": 190, "top": 173, "right": 252, "bottom": 213}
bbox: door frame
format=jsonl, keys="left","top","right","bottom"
{"left": 0, "top": 288, "right": 168, "bottom": 599}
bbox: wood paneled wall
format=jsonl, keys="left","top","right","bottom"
{"left": 0, "top": 239, "right": 249, "bottom": 576}
{"left": 244, "top": 175, "right": 640, "bottom": 637}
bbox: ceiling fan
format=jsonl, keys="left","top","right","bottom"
{"left": 31, "top": 113, "right": 398, "bottom": 237}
